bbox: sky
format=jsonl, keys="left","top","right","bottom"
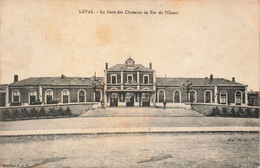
{"left": 0, "top": 0, "right": 259, "bottom": 90}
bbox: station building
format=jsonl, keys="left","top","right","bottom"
{"left": 0, "top": 58, "right": 250, "bottom": 107}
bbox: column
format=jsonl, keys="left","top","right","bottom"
{"left": 214, "top": 85, "right": 218, "bottom": 104}
{"left": 39, "top": 85, "right": 42, "bottom": 102}
{"left": 121, "top": 71, "right": 123, "bottom": 90}
{"left": 137, "top": 71, "right": 140, "bottom": 90}
{"left": 153, "top": 72, "right": 156, "bottom": 90}
{"left": 245, "top": 86, "right": 248, "bottom": 106}
{"left": 5, "top": 85, "right": 9, "bottom": 107}
{"left": 104, "top": 70, "right": 107, "bottom": 103}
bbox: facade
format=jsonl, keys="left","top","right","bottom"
{"left": 247, "top": 91, "right": 260, "bottom": 106}
{"left": 105, "top": 58, "right": 156, "bottom": 107}
{"left": 0, "top": 58, "right": 252, "bottom": 107}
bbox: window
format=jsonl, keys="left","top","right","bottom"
{"left": 190, "top": 91, "right": 196, "bottom": 102}
{"left": 127, "top": 74, "right": 133, "bottom": 84}
{"left": 78, "top": 90, "right": 85, "bottom": 102}
{"left": 46, "top": 89, "right": 53, "bottom": 104}
{"left": 29, "top": 90, "right": 37, "bottom": 104}
{"left": 205, "top": 91, "right": 211, "bottom": 103}
{"left": 12, "top": 90, "right": 20, "bottom": 102}
{"left": 235, "top": 91, "right": 242, "bottom": 105}
{"left": 220, "top": 90, "right": 227, "bottom": 104}
{"left": 174, "top": 91, "right": 180, "bottom": 103}
{"left": 158, "top": 90, "right": 165, "bottom": 103}
{"left": 95, "top": 90, "right": 102, "bottom": 102}
{"left": 111, "top": 75, "right": 117, "bottom": 84}
{"left": 62, "top": 89, "right": 70, "bottom": 103}
{"left": 144, "top": 75, "right": 149, "bottom": 84}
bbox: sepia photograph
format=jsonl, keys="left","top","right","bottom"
{"left": 0, "top": 0, "right": 259, "bottom": 167}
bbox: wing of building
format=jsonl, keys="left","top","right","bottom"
{"left": 0, "top": 58, "right": 255, "bottom": 107}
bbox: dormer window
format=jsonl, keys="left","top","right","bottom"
{"left": 125, "top": 57, "right": 135, "bottom": 67}
{"left": 144, "top": 75, "right": 149, "bottom": 84}
{"left": 111, "top": 74, "right": 117, "bottom": 84}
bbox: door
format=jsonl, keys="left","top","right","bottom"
{"left": 142, "top": 93, "right": 150, "bottom": 107}
{"left": 110, "top": 93, "right": 118, "bottom": 107}
{"left": 126, "top": 93, "right": 134, "bottom": 107}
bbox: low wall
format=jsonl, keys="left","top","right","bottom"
{"left": 191, "top": 103, "right": 260, "bottom": 117}
{"left": 155, "top": 103, "right": 191, "bottom": 109}
{"left": 0, "top": 102, "right": 97, "bottom": 121}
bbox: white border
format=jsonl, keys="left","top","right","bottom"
{"left": 45, "top": 89, "right": 53, "bottom": 104}
{"left": 127, "top": 74, "right": 134, "bottom": 84}
{"left": 28, "top": 89, "right": 37, "bottom": 104}
{"left": 78, "top": 89, "right": 86, "bottom": 103}
{"left": 173, "top": 90, "right": 181, "bottom": 103}
{"left": 61, "top": 89, "right": 70, "bottom": 103}
{"left": 204, "top": 90, "right": 212, "bottom": 103}
{"left": 143, "top": 74, "right": 149, "bottom": 84}
{"left": 12, "top": 89, "right": 20, "bottom": 103}
{"left": 235, "top": 90, "right": 242, "bottom": 105}
{"left": 111, "top": 74, "right": 117, "bottom": 84}
{"left": 220, "top": 90, "right": 228, "bottom": 105}
{"left": 190, "top": 90, "right": 197, "bottom": 103}
{"left": 94, "top": 89, "right": 102, "bottom": 102}
{"left": 157, "top": 89, "right": 165, "bottom": 102}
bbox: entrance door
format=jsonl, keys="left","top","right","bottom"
{"left": 110, "top": 93, "right": 118, "bottom": 107}
{"left": 142, "top": 93, "right": 150, "bottom": 107}
{"left": 126, "top": 93, "right": 134, "bottom": 107}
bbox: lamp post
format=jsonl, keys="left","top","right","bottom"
{"left": 182, "top": 80, "right": 193, "bottom": 102}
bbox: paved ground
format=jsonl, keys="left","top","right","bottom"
{"left": 0, "top": 108, "right": 258, "bottom": 132}
{"left": 0, "top": 116, "right": 258, "bottom": 132}
{"left": 81, "top": 107, "right": 204, "bottom": 117}
{"left": 0, "top": 133, "right": 258, "bottom": 168}
{"left": 0, "top": 108, "right": 258, "bottom": 167}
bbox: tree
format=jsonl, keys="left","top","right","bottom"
{"left": 182, "top": 80, "right": 193, "bottom": 102}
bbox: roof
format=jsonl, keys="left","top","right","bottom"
{"left": 10, "top": 77, "right": 104, "bottom": 86}
{"left": 156, "top": 77, "right": 246, "bottom": 87}
{"left": 108, "top": 64, "right": 153, "bottom": 71}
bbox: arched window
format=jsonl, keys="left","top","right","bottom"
{"left": 158, "top": 90, "right": 165, "bottom": 103}
{"left": 29, "top": 90, "right": 37, "bottom": 104}
{"left": 174, "top": 91, "right": 181, "bottom": 103}
{"left": 235, "top": 91, "right": 242, "bottom": 105}
{"left": 61, "top": 89, "right": 70, "bottom": 103}
{"left": 220, "top": 90, "right": 227, "bottom": 104}
{"left": 190, "top": 91, "right": 196, "bottom": 102}
{"left": 78, "top": 90, "right": 86, "bottom": 103}
{"left": 45, "top": 89, "right": 53, "bottom": 104}
{"left": 12, "top": 90, "right": 20, "bottom": 102}
{"left": 204, "top": 90, "right": 212, "bottom": 103}
{"left": 94, "top": 90, "right": 102, "bottom": 102}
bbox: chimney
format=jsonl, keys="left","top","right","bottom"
{"left": 61, "top": 74, "right": 65, "bottom": 79}
{"left": 149, "top": 62, "right": 152, "bottom": 69}
{"left": 105, "top": 62, "right": 108, "bottom": 70}
{"left": 94, "top": 71, "right": 96, "bottom": 80}
{"left": 232, "top": 77, "right": 235, "bottom": 82}
{"left": 14, "top": 75, "right": 18, "bottom": 82}
{"left": 210, "top": 74, "right": 213, "bottom": 81}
